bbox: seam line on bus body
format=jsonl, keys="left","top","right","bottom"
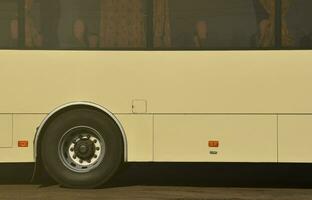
{"left": 3, "top": 113, "right": 312, "bottom": 115}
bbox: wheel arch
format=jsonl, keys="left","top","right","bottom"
{"left": 34, "top": 101, "right": 127, "bottom": 162}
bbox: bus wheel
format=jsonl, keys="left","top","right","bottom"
{"left": 40, "top": 108, "right": 123, "bottom": 188}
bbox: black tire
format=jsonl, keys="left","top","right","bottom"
{"left": 40, "top": 108, "right": 123, "bottom": 188}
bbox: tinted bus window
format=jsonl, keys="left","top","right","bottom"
{"left": 154, "top": 0, "right": 276, "bottom": 49}
{"left": 0, "top": 0, "right": 18, "bottom": 49}
{"left": 283, "top": 0, "right": 312, "bottom": 48}
{"left": 25, "top": 0, "right": 147, "bottom": 49}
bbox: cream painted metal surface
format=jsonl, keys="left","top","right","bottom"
{"left": 132, "top": 100, "right": 147, "bottom": 113}
{"left": 278, "top": 115, "right": 312, "bottom": 163}
{"left": 0, "top": 50, "right": 312, "bottom": 163}
{"left": 154, "top": 115, "right": 277, "bottom": 162}
{"left": 1, "top": 50, "right": 312, "bottom": 114}
{"left": 0, "top": 114, "right": 45, "bottom": 162}
{"left": 116, "top": 114, "right": 153, "bottom": 161}
{"left": 0, "top": 114, "right": 12, "bottom": 147}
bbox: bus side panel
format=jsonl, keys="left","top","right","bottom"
{"left": 0, "top": 114, "right": 45, "bottom": 163}
{"left": 0, "top": 114, "right": 13, "bottom": 147}
{"left": 154, "top": 115, "right": 277, "bottom": 162}
{"left": 279, "top": 115, "right": 312, "bottom": 163}
{"left": 116, "top": 114, "right": 153, "bottom": 162}
{"left": 1, "top": 51, "right": 312, "bottom": 115}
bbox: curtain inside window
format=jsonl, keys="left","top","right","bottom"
{"left": 25, "top": 0, "right": 41, "bottom": 47}
{"left": 258, "top": 0, "right": 275, "bottom": 47}
{"left": 258, "top": 0, "right": 293, "bottom": 47}
{"left": 153, "top": 0, "right": 171, "bottom": 48}
{"left": 282, "top": 0, "right": 293, "bottom": 47}
{"left": 99, "top": 0, "right": 146, "bottom": 48}
{"left": 25, "top": 0, "right": 60, "bottom": 48}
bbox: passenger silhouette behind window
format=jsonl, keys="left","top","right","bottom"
{"left": 88, "top": 33, "right": 99, "bottom": 49}
{"left": 251, "top": 19, "right": 272, "bottom": 48}
{"left": 72, "top": 19, "right": 88, "bottom": 48}
{"left": 193, "top": 20, "right": 209, "bottom": 48}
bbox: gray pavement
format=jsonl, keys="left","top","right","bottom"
{"left": 1, "top": 185, "right": 312, "bottom": 200}
{"left": 1, "top": 163, "right": 312, "bottom": 200}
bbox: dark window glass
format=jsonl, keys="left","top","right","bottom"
{"left": 154, "top": 0, "right": 276, "bottom": 49}
{"left": 0, "top": 0, "right": 19, "bottom": 49}
{"left": 7, "top": 0, "right": 312, "bottom": 51}
{"left": 26, "top": 0, "right": 147, "bottom": 49}
{"left": 283, "top": 0, "right": 312, "bottom": 49}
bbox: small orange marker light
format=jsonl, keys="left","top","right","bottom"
{"left": 208, "top": 140, "right": 219, "bottom": 148}
{"left": 18, "top": 140, "right": 28, "bottom": 147}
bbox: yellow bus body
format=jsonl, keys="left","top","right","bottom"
{"left": 0, "top": 50, "right": 311, "bottom": 163}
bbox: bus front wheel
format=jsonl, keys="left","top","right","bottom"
{"left": 40, "top": 108, "right": 123, "bottom": 188}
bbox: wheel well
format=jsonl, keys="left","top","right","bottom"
{"left": 35, "top": 103, "right": 126, "bottom": 164}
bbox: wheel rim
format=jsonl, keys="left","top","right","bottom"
{"left": 58, "top": 126, "right": 105, "bottom": 173}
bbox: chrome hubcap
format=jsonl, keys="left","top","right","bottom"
{"left": 58, "top": 126, "right": 105, "bottom": 173}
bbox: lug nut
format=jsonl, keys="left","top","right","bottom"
{"left": 93, "top": 139, "right": 97, "bottom": 144}
{"left": 94, "top": 155, "right": 97, "bottom": 158}
{"left": 79, "top": 159, "right": 83, "bottom": 163}
{"left": 70, "top": 147, "right": 74, "bottom": 152}
{"left": 73, "top": 154, "right": 77, "bottom": 159}
{"left": 96, "top": 147, "right": 100, "bottom": 151}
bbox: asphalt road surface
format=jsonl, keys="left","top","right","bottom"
{"left": 1, "top": 163, "right": 312, "bottom": 200}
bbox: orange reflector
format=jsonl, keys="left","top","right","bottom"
{"left": 208, "top": 140, "right": 219, "bottom": 148}
{"left": 18, "top": 140, "right": 28, "bottom": 147}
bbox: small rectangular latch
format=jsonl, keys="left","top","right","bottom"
{"left": 132, "top": 99, "right": 147, "bottom": 113}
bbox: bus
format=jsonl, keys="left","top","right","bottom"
{"left": 0, "top": 0, "right": 312, "bottom": 188}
